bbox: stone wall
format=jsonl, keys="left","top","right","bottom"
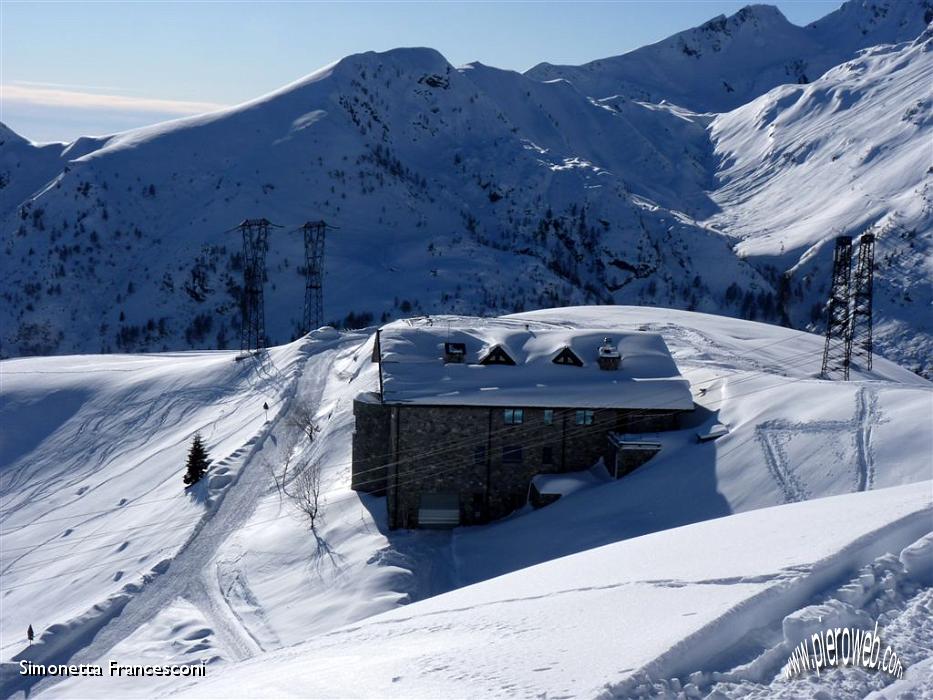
{"left": 390, "top": 405, "right": 491, "bottom": 529}
{"left": 351, "top": 398, "right": 689, "bottom": 528}
{"left": 351, "top": 397, "right": 391, "bottom": 494}
{"left": 613, "top": 447, "right": 663, "bottom": 478}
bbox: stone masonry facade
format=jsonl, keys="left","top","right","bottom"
{"left": 352, "top": 396, "right": 682, "bottom": 529}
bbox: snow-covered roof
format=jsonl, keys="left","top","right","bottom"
{"left": 531, "top": 467, "right": 610, "bottom": 497}
{"left": 375, "top": 325, "right": 693, "bottom": 410}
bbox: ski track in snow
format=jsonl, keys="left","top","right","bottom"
{"left": 2, "top": 335, "right": 354, "bottom": 698}
{"left": 755, "top": 385, "right": 882, "bottom": 503}
{"left": 213, "top": 548, "right": 282, "bottom": 653}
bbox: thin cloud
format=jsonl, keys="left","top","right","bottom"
{"left": 12, "top": 80, "right": 133, "bottom": 94}
{"left": 1, "top": 84, "right": 228, "bottom": 116}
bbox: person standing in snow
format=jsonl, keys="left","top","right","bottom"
{"left": 27, "top": 625, "right": 33, "bottom": 646}
{"left": 263, "top": 401, "right": 269, "bottom": 421}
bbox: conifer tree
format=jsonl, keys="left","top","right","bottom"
{"left": 183, "top": 433, "right": 210, "bottom": 487}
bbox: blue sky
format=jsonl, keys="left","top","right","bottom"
{"left": 2, "top": 1, "right": 840, "bottom": 143}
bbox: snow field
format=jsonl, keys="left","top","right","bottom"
{"left": 168, "top": 484, "right": 931, "bottom": 699}
{"left": 2, "top": 307, "right": 930, "bottom": 698}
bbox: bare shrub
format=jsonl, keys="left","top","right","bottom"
{"left": 270, "top": 400, "right": 319, "bottom": 497}
{"left": 269, "top": 399, "right": 325, "bottom": 531}
{"left": 289, "top": 461, "right": 323, "bottom": 532}
{"left": 286, "top": 400, "right": 319, "bottom": 443}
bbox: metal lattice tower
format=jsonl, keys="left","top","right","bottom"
{"left": 236, "top": 219, "right": 272, "bottom": 353}
{"left": 850, "top": 233, "right": 875, "bottom": 371}
{"left": 298, "top": 220, "right": 329, "bottom": 334}
{"left": 820, "top": 235, "right": 854, "bottom": 380}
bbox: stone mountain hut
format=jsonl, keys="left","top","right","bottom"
{"left": 351, "top": 322, "right": 694, "bottom": 529}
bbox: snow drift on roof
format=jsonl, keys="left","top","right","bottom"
{"left": 375, "top": 322, "right": 693, "bottom": 410}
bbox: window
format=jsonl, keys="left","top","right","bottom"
{"left": 504, "top": 408, "right": 524, "bottom": 425}
{"left": 575, "top": 409, "right": 595, "bottom": 426}
{"left": 543, "top": 409, "right": 554, "bottom": 425}
{"left": 542, "top": 446, "right": 554, "bottom": 464}
{"left": 444, "top": 342, "right": 466, "bottom": 363}
{"left": 502, "top": 445, "right": 523, "bottom": 463}
{"left": 473, "top": 445, "right": 486, "bottom": 465}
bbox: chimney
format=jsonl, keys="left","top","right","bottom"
{"left": 444, "top": 342, "right": 466, "bottom": 363}
{"left": 597, "top": 337, "right": 621, "bottom": 371}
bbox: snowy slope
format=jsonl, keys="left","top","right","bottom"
{"left": 526, "top": 0, "right": 933, "bottom": 112}
{"left": 3, "top": 306, "right": 930, "bottom": 699}
{"left": 704, "top": 28, "right": 933, "bottom": 375}
{"left": 151, "top": 486, "right": 933, "bottom": 699}
{"left": 0, "top": 330, "right": 356, "bottom": 695}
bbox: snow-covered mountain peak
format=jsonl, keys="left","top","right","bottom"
{"left": 0, "top": 121, "right": 30, "bottom": 147}
{"left": 306, "top": 47, "right": 452, "bottom": 91}
{"left": 703, "top": 3, "right": 791, "bottom": 31}
{"left": 810, "top": 0, "right": 933, "bottom": 50}
{"left": 525, "top": 0, "right": 932, "bottom": 112}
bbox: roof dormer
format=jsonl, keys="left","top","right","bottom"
{"left": 552, "top": 346, "right": 583, "bottom": 367}
{"left": 479, "top": 344, "right": 516, "bottom": 366}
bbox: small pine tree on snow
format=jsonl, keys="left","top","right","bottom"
{"left": 183, "top": 433, "right": 210, "bottom": 487}
{"left": 27, "top": 625, "right": 34, "bottom": 646}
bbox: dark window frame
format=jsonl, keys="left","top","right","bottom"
{"left": 575, "top": 409, "right": 595, "bottom": 426}
{"left": 504, "top": 408, "right": 524, "bottom": 425}
{"left": 444, "top": 342, "right": 467, "bottom": 363}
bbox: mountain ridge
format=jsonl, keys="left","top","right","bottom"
{"left": 1, "top": 3, "right": 930, "bottom": 376}
{"left": 526, "top": 0, "right": 933, "bottom": 112}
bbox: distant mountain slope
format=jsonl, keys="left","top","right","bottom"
{"left": 0, "top": 48, "right": 768, "bottom": 358}
{"left": 706, "top": 28, "right": 933, "bottom": 373}
{"left": 526, "top": 0, "right": 933, "bottom": 112}
{"left": 0, "top": 124, "right": 67, "bottom": 221}
{"left": 1, "top": 2, "right": 930, "bottom": 375}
